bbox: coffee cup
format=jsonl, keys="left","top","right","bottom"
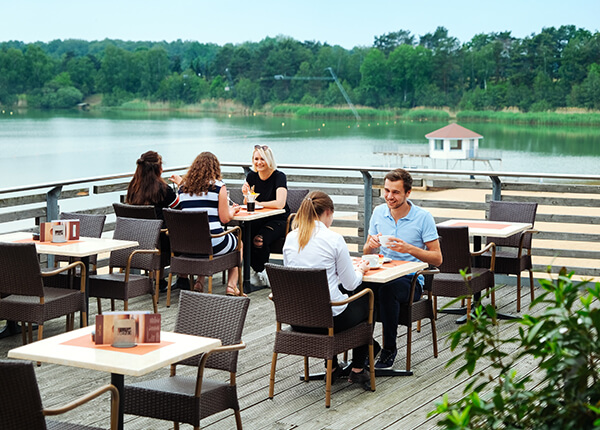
{"left": 379, "top": 235, "right": 393, "bottom": 248}
{"left": 362, "top": 254, "right": 380, "bottom": 268}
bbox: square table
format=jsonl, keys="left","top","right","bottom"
{"left": 436, "top": 219, "right": 532, "bottom": 322}
{"left": 0, "top": 232, "right": 138, "bottom": 326}
{"left": 232, "top": 207, "right": 285, "bottom": 293}
{"left": 8, "top": 325, "right": 221, "bottom": 430}
{"left": 360, "top": 259, "right": 428, "bottom": 284}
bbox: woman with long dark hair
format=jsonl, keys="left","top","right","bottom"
{"left": 283, "top": 190, "right": 372, "bottom": 386}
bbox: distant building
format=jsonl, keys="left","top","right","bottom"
{"left": 426, "top": 123, "right": 482, "bottom": 160}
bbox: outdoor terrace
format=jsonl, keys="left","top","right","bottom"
{"left": 1, "top": 164, "right": 599, "bottom": 428}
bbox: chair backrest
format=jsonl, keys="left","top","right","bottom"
{"left": 487, "top": 201, "right": 538, "bottom": 249}
{"left": 286, "top": 189, "right": 310, "bottom": 213}
{"left": 436, "top": 226, "right": 472, "bottom": 274}
{"left": 163, "top": 208, "right": 214, "bottom": 256}
{"left": 0, "top": 243, "right": 44, "bottom": 297}
{"left": 228, "top": 188, "right": 244, "bottom": 205}
{"left": 0, "top": 359, "right": 47, "bottom": 430}
{"left": 265, "top": 264, "right": 335, "bottom": 329}
{"left": 109, "top": 217, "right": 163, "bottom": 270}
{"left": 175, "top": 291, "right": 250, "bottom": 372}
{"left": 113, "top": 202, "right": 157, "bottom": 220}
{"left": 60, "top": 212, "right": 106, "bottom": 238}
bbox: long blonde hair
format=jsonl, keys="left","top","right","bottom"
{"left": 292, "top": 191, "right": 334, "bottom": 250}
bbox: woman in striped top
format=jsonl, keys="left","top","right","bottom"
{"left": 175, "top": 152, "right": 243, "bottom": 295}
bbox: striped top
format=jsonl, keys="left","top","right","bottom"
{"left": 177, "top": 180, "right": 226, "bottom": 248}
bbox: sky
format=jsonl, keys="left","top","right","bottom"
{"left": 1, "top": 0, "right": 599, "bottom": 48}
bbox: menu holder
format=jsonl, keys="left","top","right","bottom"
{"left": 39, "top": 220, "right": 81, "bottom": 242}
{"left": 94, "top": 311, "right": 161, "bottom": 346}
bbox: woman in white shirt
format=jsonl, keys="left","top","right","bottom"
{"left": 283, "top": 191, "right": 372, "bottom": 386}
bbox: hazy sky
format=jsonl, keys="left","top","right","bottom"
{"left": 2, "top": 0, "right": 599, "bottom": 48}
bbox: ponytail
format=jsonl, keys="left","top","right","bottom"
{"left": 292, "top": 191, "right": 334, "bottom": 250}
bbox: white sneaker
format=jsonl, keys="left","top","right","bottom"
{"left": 250, "top": 267, "right": 265, "bottom": 287}
{"left": 257, "top": 270, "right": 270, "bottom": 287}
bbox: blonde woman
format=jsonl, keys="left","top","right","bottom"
{"left": 241, "top": 145, "right": 289, "bottom": 287}
{"left": 283, "top": 191, "right": 373, "bottom": 386}
{"left": 174, "top": 152, "right": 243, "bottom": 296}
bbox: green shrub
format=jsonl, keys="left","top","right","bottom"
{"left": 431, "top": 268, "right": 600, "bottom": 429}
{"left": 403, "top": 109, "right": 450, "bottom": 121}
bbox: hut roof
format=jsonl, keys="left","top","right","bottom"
{"left": 425, "top": 123, "right": 482, "bottom": 139}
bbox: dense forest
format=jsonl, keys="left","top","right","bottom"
{"left": 1, "top": 26, "right": 599, "bottom": 112}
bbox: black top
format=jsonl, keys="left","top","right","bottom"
{"left": 154, "top": 184, "right": 180, "bottom": 220}
{"left": 246, "top": 169, "right": 290, "bottom": 220}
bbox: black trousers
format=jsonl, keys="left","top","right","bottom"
{"left": 249, "top": 218, "right": 286, "bottom": 272}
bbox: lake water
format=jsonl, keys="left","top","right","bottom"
{"left": 1, "top": 110, "right": 599, "bottom": 189}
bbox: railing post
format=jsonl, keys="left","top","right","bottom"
{"left": 361, "top": 171, "right": 373, "bottom": 243}
{"left": 45, "top": 186, "right": 62, "bottom": 267}
{"left": 490, "top": 176, "right": 502, "bottom": 201}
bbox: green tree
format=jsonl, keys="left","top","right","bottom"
{"left": 359, "top": 48, "right": 389, "bottom": 106}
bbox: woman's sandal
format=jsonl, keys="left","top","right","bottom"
{"left": 226, "top": 286, "right": 247, "bottom": 297}
{"left": 193, "top": 281, "right": 204, "bottom": 293}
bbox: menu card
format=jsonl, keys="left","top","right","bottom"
{"left": 94, "top": 311, "right": 161, "bottom": 344}
{"left": 40, "top": 220, "right": 81, "bottom": 242}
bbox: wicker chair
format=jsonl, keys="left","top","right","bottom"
{"left": 0, "top": 359, "right": 119, "bottom": 430}
{"left": 123, "top": 291, "right": 250, "bottom": 430}
{"left": 0, "top": 242, "right": 87, "bottom": 344}
{"left": 398, "top": 268, "right": 440, "bottom": 372}
{"left": 88, "top": 217, "right": 162, "bottom": 314}
{"left": 270, "top": 189, "right": 309, "bottom": 255}
{"left": 265, "top": 264, "right": 376, "bottom": 408}
{"left": 476, "top": 201, "right": 538, "bottom": 312}
{"left": 432, "top": 226, "right": 496, "bottom": 322}
{"left": 163, "top": 208, "right": 242, "bottom": 306}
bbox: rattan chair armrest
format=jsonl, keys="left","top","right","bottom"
{"left": 472, "top": 242, "right": 496, "bottom": 271}
{"left": 331, "top": 288, "right": 375, "bottom": 323}
{"left": 124, "top": 248, "right": 160, "bottom": 281}
{"left": 517, "top": 229, "right": 539, "bottom": 257}
{"left": 212, "top": 225, "right": 242, "bottom": 250}
{"left": 160, "top": 228, "right": 168, "bottom": 234}
{"left": 41, "top": 260, "right": 86, "bottom": 277}
{"left": 43, "top": 384, "right": 119, "bottom": 430}
{"left": 268, "top": 293, "right": 273, "bottom": 301}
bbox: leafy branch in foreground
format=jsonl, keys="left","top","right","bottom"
{"left": 430, "top": 267, "right": 600, "bottom": 429}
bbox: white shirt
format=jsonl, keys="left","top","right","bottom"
{"left": 283, "top": 220, "right": 363, "bottom": 316}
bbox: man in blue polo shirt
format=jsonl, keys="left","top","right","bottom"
{"left": 363, "top": 168, "right": 442, "bottom": 369}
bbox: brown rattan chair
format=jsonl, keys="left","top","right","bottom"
{"left": 265, "top": 263, "right": 376, "bottom": 408}
{"left": 0, "top": 359, "right": 119, "bottom": 430}
{"left": 163, "top": 208, "right": 242, "bottom": 306}
{"left": 123, "top": 290, "right": 250, "bottom": 430}
{"left": 399, "top": 268, "right": 440, "bottom": 371}
{"left": 88, "top": 217, "right": 162, "bottom": 314}
{"left": 0, "top": 242, "right": 87, "bottom": 344}
{"left": 269, "top": 189, "right": 309, "bottom": 255}
{"left": 432, "top": 226, "right": 496, "bottom": 322}
{"left": 476, "top": 201, "right": 538, "bottom": 312}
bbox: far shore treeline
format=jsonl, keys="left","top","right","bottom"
{"left": 1, "top": 26, "right": 600, "bottom": 122}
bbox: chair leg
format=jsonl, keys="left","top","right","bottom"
{"left": 124, "top": 300, "right": 128, "bottom": 311}
{"left": 208, "top": 276, "right": 213, "bottom": 294}
{"left": 21, "top": 322, "right": 26, "bottom": 345}
{"left": 406, "top": 326, "right": 412, "bottom": 371}
{"left": 166, "top": 272, "right": 174, "bottom": 307}
{"left": 152, "top": 272, "right": 159, "bottom": 313}
{"left": 28, "top": 323, "right": 34, "bottom": 343}
{"left": 343, "top": 351, "right": 348, "bottom": 362}
{"left": 97, "top": 297, "right": 103, "bottom": 314}
{"left": 417, "top": 320, "right": 422, "bottom": 332}
{"left": 36, "top": 323, "right": 43, "bottom": 342}
{"left": 234, "top": 409, "right": 243, "bottom": 430}
{"left": 325, "top": 359, "right": 333, "bottom": 408}
{"left": 303, "top": 357, "right": 309, "bottom": 382}
{"left": 174, "top": 423, "right": 179, "bottom": 430}
{"left": 529, "top": 269, "right": 535, "bottom": 302}
{"left": 110, "top": 298, "right": 116, "bottom": 312}
{"left": 368, "top": 343, "right": 376, "bottom": 391}
{"left": 269, "top": 352, "right": 278, "bottom": 399}
{"left": 433, "top": 296, "right": 438, "bottom": 319}
{"left": 431, "top": 317, "right": 438, "bottom": 358}
{"left": 517, "top": 272, "right": 522, "bottom": 313}
{"left": 466, "top": 297, "right": 472, "bottom": 322}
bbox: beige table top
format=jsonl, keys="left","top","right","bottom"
{"left": 8, "top": 325, "right": 221, "bottom": 376}
{"left": 359, "top": 259, "right": 428, "bottom": 284}
{"left": 232, "top": 207, "right": 285, "bottom": 222}
{"left": 0, "top": 232, "right": 138, "bottom": 258}
{"left": 436, "top": 219, "right": 532, "bottom": 238}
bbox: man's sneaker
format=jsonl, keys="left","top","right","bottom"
{"left": 250, "top": 268, "right": 265, "bottom": 287}
{"left": 257, "top": 270, "right": 270, "bottom": 287}
{"left": 348, "top": 369, "right": 371, "bottom": 389}
{"left": 374, "top": 348, "right": 397, "bottom": 369}
{"left": 365, "top": 340, "right": 382, "bottom": 368}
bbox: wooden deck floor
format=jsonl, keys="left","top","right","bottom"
{"left": 1, "top": 275, "right": 540, "bottom": 430}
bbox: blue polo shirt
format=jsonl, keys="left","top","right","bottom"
{"left": 368, "top": 200, "right": 438, "bottom": 263}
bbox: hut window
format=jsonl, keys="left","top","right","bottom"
{"left": 450, "top": 140, "right": 462, "bottom": 150}
{"left": 435, "top": 139, "right": 443, "bottom": 150}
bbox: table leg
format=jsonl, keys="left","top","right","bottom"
{"left": 82, "top": 256, "right": 90, "bottom": 327}
{"left": 241, "top": 221, "right": 253, "bottom": 293}
{"left": 111, "top": 373, "right": 125, "bottom": 430}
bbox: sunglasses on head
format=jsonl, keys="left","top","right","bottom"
{"left": 254, "top": 145, "right": 269, "bottom": 151}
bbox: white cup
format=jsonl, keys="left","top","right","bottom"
{"left": 379, "top": 235, "right": 393, "bottom": 248}
{"left": 362, "top": 254, "right": 379, "bottom": 268}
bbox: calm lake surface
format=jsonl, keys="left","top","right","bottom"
{"left": 1, "top": 110, "right": 599, "bottom": 189}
